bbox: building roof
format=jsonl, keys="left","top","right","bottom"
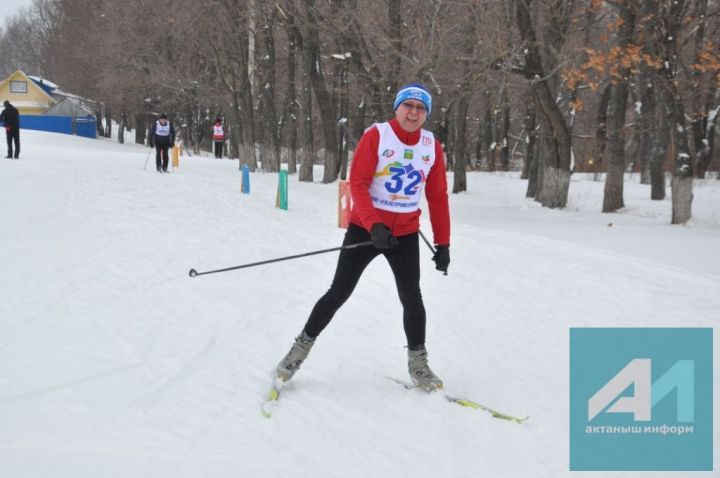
{"left": 46, "top": 97, "right": 95, "bottom": 116}
{"left": 0, "top": 70, "right": 57, "bottom": 105}
{"left": 27, "top": 75, "right": 59, "bottom": 89}
{"left": 27, "top": 75, "right": 59, "bottom": 96}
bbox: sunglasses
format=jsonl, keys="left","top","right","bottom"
{"left": 401, "top": 101, "right": 427, "bottom": 113}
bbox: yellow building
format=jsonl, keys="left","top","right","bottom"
{"left": 0, "top": 70, "right": 56, "bottom": 115}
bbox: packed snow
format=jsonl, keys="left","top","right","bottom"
{"left": 1, "top": 130, "right": 718, "bottom": 477}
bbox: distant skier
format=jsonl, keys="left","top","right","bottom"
{"left": 1, "top": 100, "right": 20, "bottom": 159}
{"left": 212, "top": 117, "right": 224, "bottom": 159}
{"left": 274, "top": 83, "right": 451, "bottom": 391}
{"left": 149, "top": 114, "right": 175, "bottom": 173}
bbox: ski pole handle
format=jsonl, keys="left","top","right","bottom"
{"left": 189, "top": 240, "right": 374, "bottom": 278}
{"left": 418, "top": 230, "right": 448, "bottom": 276}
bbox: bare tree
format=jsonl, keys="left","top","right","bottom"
{"left": 451, "top": 3, "right": 481, "bottom": 194}
{"left": 656, "top": 0, "right": 694, "bottom": 223}
{"left": 1, "top": 0, "right": 717, "bottom": 217}
{"left": 515, "top": 0, "right": 574, "bottom": 208}
{"left": 602, "top": 1, "right": 637, "bottom": 213}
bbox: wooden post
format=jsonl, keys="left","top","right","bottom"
{"left": 172, "top": 145, "right": 180, "bottom": 168}
{"left": 338, "top": 180, "right": 351, "bottom": 228}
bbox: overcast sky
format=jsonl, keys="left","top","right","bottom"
{"left": 1, "top": 0, "right": 34, "bottom": 28}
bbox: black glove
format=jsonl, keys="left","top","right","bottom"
{"left": 433, "top": 245, "right": 450, "bottom": 273}
{"left": 370, "top": 223, "right": 398, "bottom": 250}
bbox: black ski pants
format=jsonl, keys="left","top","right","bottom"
{"left": 214, "top": 141, "right": 223, "bottom": 158}
{"left": 6, "top": 128, "right": 19, "bottom": 158}
{"left": 155, "top": 144, "right": 170, "bottom": 171}
{"left": 303, "top": 223, "right": 427, "bottom": 348}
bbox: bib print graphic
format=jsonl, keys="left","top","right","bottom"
{"left": 369, "top": 122, "right": 435, "bottom": 213}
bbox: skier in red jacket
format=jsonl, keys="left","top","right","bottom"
{"left": 275, "top": 83, "right": 450, "bottom": 391}
{"left": 212, "top": 117, "right": 224, "bottom": 158}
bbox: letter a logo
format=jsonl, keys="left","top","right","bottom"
{"left": 588, "top": 358, "right": 651, "bottom": 421}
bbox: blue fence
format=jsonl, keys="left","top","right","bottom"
{"left": 16, "top": 115, "right": 98, "bottom": 139}
{"left": 74, "top": 116, "right": 97, "bottom": 139}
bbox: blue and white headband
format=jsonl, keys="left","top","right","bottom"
{"left": 393, "top": 83, "right": 432, "bottom": 116}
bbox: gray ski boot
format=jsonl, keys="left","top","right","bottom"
{"left": 408, "top": 345, "right": 444, "bottom": 391}
{"left": 275, "top": 330, "right": 316, "bottom": 382}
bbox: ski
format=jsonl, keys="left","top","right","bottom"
{"left": 384, "top": 376, "right": 528, "bottom": 424}
{"left": 261, "top": 375, "right": 287, "bottom": 418}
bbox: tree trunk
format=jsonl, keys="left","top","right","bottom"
{"left": 258, "top": 5, "right": 280, "bottom": 172}
{"left": 602, "top": 2, "right": 635, "bottom": 212}
{"left": 117, "top": 113, "right": 126, "bottom": 144}
{"left": 521, "top": 101, "right": 536, "bottom": 180}
{"left": 538, "top": 166, "right": 570, "bottom": 208}
{"left": 104, "top": 108, "right": 112, "bottom": 138}
{"left": 527, "top": 126, "right": 546, "bottom": 198}
{"left": 134, "top": 112, "right": 146, "bottom": 145}
{"left": 499, "top": 87, "right": 510, "bottom": 171}
{"left": 242, "top": 20, "right": 257, "bottom": 171}
{"left": 696, "top": 94, "right": 718, "bottom": 180}
{"left": 635, "top": 0, "right": 665, "bottom": 197}
{"left": 638, "top": 71, "right": 655, "bottom": 185}
{"left": 302, "top": 0, "right": 339, "bottom": 184}
{"left": 516, "top": 0, "right": 572, "bottom": 208}
{"left": 285, "top": 19, "right": 299, "bottom": 175}
{"left": 248, "top": 0, "right": 257, "bottom": 110}
{"left": 452, "top": 96, "right": 469, "bottom": 193}
{"left": 602, "top": 86, "right": 627, "bottom": 212}
{"left": 702, "top": 103, "right": 719, "bottom": 177}
{"left": 96, "top": 107, "right": 104, "bottom": 138}
{"left": 387, "top": 0, "right": 402, "bottom": 93}
{"left": 352, "top": 96, "right": 366, "bottom": 147}
{"left": 483, "top": 91, "right": 494, "bottom": 171}
{"left": 298, "top": 21, "right": 314, "bottom": 183}
{"left": 660, "top": 0, "right": 693, "bottom": 223}
{"left": 690, "top": 0, "right": 709, "bottom": 179}
{"left": 594, "top": 84, "right": 611, "bottom": 181}
{"left": 649, "top": 102, "right": 668, "bottom": 200}
{"left": 450, "top": 5, "right": 477, "bottom": 192}
{"left": 338, "top": 64, "right": 350, "bottom": 180}
{"left": 525, "top": 148, "right": 540, "bottom": 196}
{"left": 440, "top": 104, "right": 453, "bottom": 170}
{"left": 473, "top": 117, "right": 483, "bottom": 171}
{"left": 671, "top": 176, "right": 693, "bottom": 224}
{"left": 533, "top": 89, "right": 572, "bottom": 208}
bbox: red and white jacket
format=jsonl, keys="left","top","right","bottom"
{"left": 349, "top": 118, "right": 450, "bottom": 246}
{"left": 213, "top": 123, "right": 224, "bottom": 141}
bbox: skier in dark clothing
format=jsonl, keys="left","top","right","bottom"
{"left": 149, "top": 114, "right": 175, "bottom": 172}
{"left": 1, "top": 101, "right": 20, "bottom": 159}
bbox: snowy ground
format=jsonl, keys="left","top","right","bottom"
{"left": 0, "top": 130, "right": 718, "bottom": 477}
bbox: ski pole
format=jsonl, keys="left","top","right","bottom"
{"left": 189, "top": 240, "right": 374, "bottom": 278}
{"left": 419, "top": 230, "right": 447, "bottom": 276}
{"left": 143, "top": 147, "right": 152, "bottom": 170}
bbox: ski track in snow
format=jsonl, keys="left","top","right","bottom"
{"left": 0, "top": 131, "right": 718, "bottom": 478}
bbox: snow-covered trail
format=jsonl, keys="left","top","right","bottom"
{"left": 0, "top": 131, "right": 718, "bottom": 477}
